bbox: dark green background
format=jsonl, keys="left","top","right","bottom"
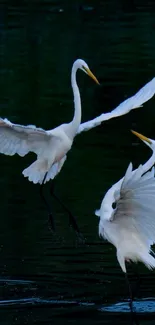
{"left": 0, "top": 1, "right": 155, "bottom": 324}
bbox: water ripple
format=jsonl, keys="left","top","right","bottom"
{"left": 100, "top": 298, "right": 155, "bottom": 314}
{"left": 1, "top": 296, "right": 155, "bottom": 314}
{"left": 0, "top": 297, "right": 95, "bottom": 307}
{"left": 0, "top": 278, "right": 34, "bottom": 285}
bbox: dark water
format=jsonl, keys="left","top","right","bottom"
{"left": 0, "top": 1, "right": 155, "bottom": 324}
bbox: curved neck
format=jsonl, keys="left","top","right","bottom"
{"left": 142, "top": 149, "right": 155, "bottom": 173}
{"left": 69, "top": 64, "right": 82, "bottom": 138}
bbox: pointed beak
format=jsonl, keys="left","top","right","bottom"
{"left": 84, "top": 67, "right": 100, "bottom": 85}
{"left": 131, "top": 130, "right": 152, "bottom": 144}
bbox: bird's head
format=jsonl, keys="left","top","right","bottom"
{"left": 73, "top": 59, "right": 100, "bottom": 85}
{"left": 97, "top": 185, "right": 117, "bottom": 230}
{"left": 131, "top": 130, "right": 155, "bottom": 150}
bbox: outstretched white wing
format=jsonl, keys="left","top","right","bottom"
{"left": 112, "top": 163, "right": 155, "bottom": 246}
{"left": 77, "top": 77, "right": 155, "bottom": 134}
{"left": 0, "top": 118, "right": 51, "bottom": 157}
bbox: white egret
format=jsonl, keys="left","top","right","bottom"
{"left": 0, "top": 59, "right": 99, "bottom": 234}
{"left": 0, "top": 59, "right": 155, "bottom": 233}
{"left": 96, "top": 130, "right": 155, "bottom": 320}
{"left": 0, "top": 71, "right": 155, "bottom": 186}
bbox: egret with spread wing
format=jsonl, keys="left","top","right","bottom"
{"left": 1, "top": 74, "right": 155, "bottom": 187}
{"left": 77, "top": 77, "right": 155, "bottom": 134}
{"left": 0, "top": 59, "right": 99, "bottom": 234}
{"left": 0, "top": 62, "right": 155, "bottom": 234}
{"left": 96, "top": 130, "right": 155, "bottom": 321}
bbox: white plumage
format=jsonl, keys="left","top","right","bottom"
{"left": 0, "top": 64, "right": 155, "bottom": 184}
{"left": 0, "top": 59, "right": 99, "bottom": 184}
{"left": 78, "top": 77, "right": 155, "bottom": 133}
{"left": 96, "top": 131, "right": 155, "bottom": 273}
{"left": 0, "top": 118, "right": 72, "bottom": 184}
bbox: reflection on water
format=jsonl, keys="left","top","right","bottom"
{"left": 1, "top": 1, "right": 155, "bottom": 324}
{"left": 1, "top": 277, "right": 155, "bottom": 324}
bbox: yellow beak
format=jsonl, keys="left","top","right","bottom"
{"left": 84, "top": 67, "right": 100, "bottom": 85}
{"left": 131, "top": 130, "right": 152, "bottom": 144}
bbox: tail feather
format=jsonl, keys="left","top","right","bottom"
{"left": 22, "top": 156, "right": 67, "bottom": 184}
{"left": 22, "top": 160, "right": 48, "bottom": 184}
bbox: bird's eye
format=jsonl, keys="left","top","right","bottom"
{"left": 112, "top": 202, "right": 116, "bottom": 209}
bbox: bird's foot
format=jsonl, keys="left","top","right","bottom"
{"left": 76, "top": 231, "right": 86, "bottom": 244}
{"left": 129, "top": 300, "right": 139, "bottom": 325}
{"left": 48, "top": 213, "right": 55, "bottom": 232}
{"left": 68, "top": 213, "right": 85, "bottom": 244}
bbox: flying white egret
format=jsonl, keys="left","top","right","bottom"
{"left": 96, "top": 130, "right": 155, "bottom": 320}
{"left": 0, "top": 69, "right": 155, "bottom": 186}
{"left": 0, "top": 59, "right": 99, "bottom": 234}
{"left": 0, "top": 58, "right": 155, "bottom": 233}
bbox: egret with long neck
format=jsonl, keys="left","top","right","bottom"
{"left": 0, "top": 59, "right": 99, "bottom": 235}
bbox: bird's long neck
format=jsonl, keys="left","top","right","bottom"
{"left": 142, "top": 149, "right": 155, "bottom": 173}
{"left": 68, "top": 65, "right": 82, "bottom": 139}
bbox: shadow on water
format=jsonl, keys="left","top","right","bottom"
{"left": 1, "top": 1, "right": 155, "bottom": 324}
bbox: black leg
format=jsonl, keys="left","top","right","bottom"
{"left": 125, "top": 272, "right": 139, "bottom": 325}
{"left": 131, "top": 263, "right": 141, "bottom": 299}
{"left": 40, "top": 173, "right": 55, "bottom": 231}
{"left": 50, "top": 182, "right": 84, "bottom": 242}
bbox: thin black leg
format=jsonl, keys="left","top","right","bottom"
{"left": 50, "top": 182, "right": 84, "bottom": 242}
{"left": 40, "top": 173, "right": 55, "bottom": 231}
{"left": 125, "top": 272, "right": 139, "bottom": 325}
{"left": 131, "top": 263, "right": 141, "bottom": 299}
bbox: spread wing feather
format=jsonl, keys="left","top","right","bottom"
{"left": 113, "top": 164, "right": 155, "bottom": 245}
{"left": 77, "top": 77, "right": 155, "bottom": 134}
{"left": 0, "top": 118, "right": 51, "bottom": 157}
